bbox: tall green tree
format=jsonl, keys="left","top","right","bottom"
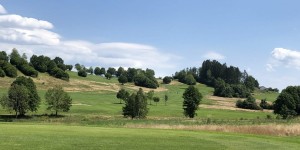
{"left": 117, "top": 67, "right": 125, "bottom": 77}
{"left": 100, "top": 67, "right": 106, "bottom": 75}
{"left": 107, "top": 67, "right": 116, "bottom": 76}
{"left": 12, "top": 76, "right": 40, "bottom": 112}
{"left": 122, "top": 88, "right": 148, "bottom": 119}
{"left": 273, "top": 86, "right": 300, "bottom": 119}
{"left": 182, "top": 86, "right": 202, "bottom": 118}
{"left": 147, "top": 90, "right": 154, "bottom": 105}
{"left": 94, "top": 67, "right": 101, "bottom": 75}
{"left": 0, "top": 84, "right": 29, "bottom": 118}
{"left": 164, "top": 94, "right": 168, "bottom": 106}
{"left": 45, "top": 86, "right": 72, "bottom": 116}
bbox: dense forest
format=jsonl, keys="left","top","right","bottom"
{"left": 174, "top": 60, "right": 260, "bottom": 98}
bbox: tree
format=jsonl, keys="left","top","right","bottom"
{"left": 78, "top": 70, "right": 87, "bottom": 77}
{"left": 184, "top": 74, "right": 197, "bottom": 85}
{"left": 182, "top": 86, "right": 202, "bottom": 118}
{"left": 66, "top": 65, "right": 73, "bottom": 71}
{"left": 75, "top": 63, "right": 82, "bottom": 71}
{"left": 118, "top": 75, "right": 128, "bottom": 85}
{"left": 45, "top": 86, "right": 72, "bottom": 116}
{"left": 0, "top": 68, "right": 5, "bottom": 77}
{"left": 153, "top": 97, "right": 160, "bottom": 106}
{"left": 107, "top": 67, "right": 116, "bottom": 76}
{"left": 163, "top": 76, "right": 172, "bottom": 84}
{"left": 9, "top": 48, "right": 21, "bottom": 66}
{"left": 94, "top": 67, "right": 101, "bottom": 75}
{"left": 2, "top": 62, "right": 17, "bottom": 77}
{"left": 235, "top": 96, "right": 261, "bottom": 110}
{"left": 87, "top": 67, "right": 93, "bottom": 74}
{"left": 164, "top": 94, "right": 168, "bottom": 106}
{"left": 105, "top": 73, "right": 112, "bottom": 79}
{"left": 0, "top": 84, "right": 29, "bottom": 118}
{"left": 12, "top": 76, "right": 41, "bottom": 112}
{"left": 100, "top": 67, "right": 106, "bottom": 75}
{"left": 273, "top": 86, "right": 300, "bottom": 119}
{"left": 116, "top": 89, "right": 130, "bottom": 104}
{"left": 147, "top": 90, "right": 154, "bottom": 105}
{"left": 117, "top": 67, "right": 125, "bottom": 77}
{"left": 0, "top": 51, "right": 9, "bottom": 62}
{"left": 122, "top": 88, "right": 148, "bottom": 119}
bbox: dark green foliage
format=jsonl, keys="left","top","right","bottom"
{"left": 53, "top": 57, "right": 66, "bottom": 71}
{"left": 45, "top": 85, "right": 72, "bottom": 116}
{"left": 0, "top": 68, "right": 5, "bottom": 77}
{"left": 0, "top": 51, "right": 9, "bottom": 62}
{"left": 78, "top": 70, "right": 87, "bottom": 77}
{"left": 30, "top": 55, "right": 50, "bottom": 73}
{"left": 273, "top": 86, "right": 300, "bottom": 119}
{"left": 184, "top": 74, "right": 196, "bottom": 85}
{"left": 236, "top": 96, "right": 261, "bottom": 110}
{"left": 0, "top": 84, "right": 29, "bottom": 118}
{"left": 66, "top": 65, "right": 73, "bottom": 71}
{"left": 147, "top": 90, "right": 154, "bottom": 105}
{"left": 117, "top": 67, "right": 125, "bottom": 77}
{"left": 118, "top": 74, "right": 128, "bottom": 85}
{"left": 244, "top": 76, "right": 259, "bottom": 92}
{"left": 87, "top": 67, "right": 93, "bottom": 74}
{"left": 153, "top": 97, "right": 160, "bottom": 105}
{"left": 107, "top": 67, "right": 116, "bottom": 76}
{"left": 10, "top": 49, "right": 38, "bottom": 77}
{"left": 105, "top": 73, "right": 112, "bottom": 79}
{"left": 94, "top": 67, "right": 101, "bottom": 75}
{"left": 50, "top": 67, "right": 70, "bottom": 81}
{"left": 12, "top": 76, "right": 41, "bottom": 112}
{"left": 122, "top": 88, "right": 148, "bottom": 119}
{"left": 100, "top": 67, "right": 106, "bottom": 75}
{"left": 163, "top": 76, "right": 172, "bottom": 84}
{"left": 116, "top": 89, "right": 130, "bottom": 104}
{"left": 214, "top": 78, "right": 250, "bottom": 98}
{"left": 164, "top": 94, "right": 168, "bottom": 106}
{"left": 75, "top": 63, "right": 82, "bottom": 71}
{"left": 260, "top": 99, "right": 273, "bottom": 110}
{"left": 182, "top": 86, "right": 203, "bottom": 118}
{"left": 126, "top": 68, "right": 137, "bottom": 82}
{"left": 134, "top": 74, "right": 158, "bottom": 89}
{"left": 9, "top": 48, "right": 21, "bottom": 66}
{"left": 18, "top": 64, "right": 38, "bottom": 77}
{"left": 1, "top": 61, "right": 17, "bottom": 77}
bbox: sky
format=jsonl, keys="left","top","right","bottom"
{"left": 0, "top": 0, "right": 300, "bottom": 90}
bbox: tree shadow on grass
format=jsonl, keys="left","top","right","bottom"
{"left": 113, "top": 102, "right": 123, "bottom": 105}
{"left": 0, "top": 114, "right": 65, "bottom": 122}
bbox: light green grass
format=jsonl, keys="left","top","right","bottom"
{"left": 253, "top": 91, "right": 279, "bottom": 102}
{"left": 0, "top": 123, "right": 299, "bottom": 150}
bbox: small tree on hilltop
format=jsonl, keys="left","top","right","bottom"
{"left": 105, "top": 73, "right": 112, "bottom": 80}
{"left": 147, "top": 90, "right": 154, "bottom": 105}
{"left": 153, "top": 97, "right": 160, "bottom": 106}
{"left": 163, "top": 76, "right": 172, "bottom": 84}
{"left": 45, "top": 86, "right": 72, "bottom": 116}
{"left": 182, "top": 85, "right": 202, "bottom": 118}
{"left": 116, "top": 89, "right": 130, "bottom": 104}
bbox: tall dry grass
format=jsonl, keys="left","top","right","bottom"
{"left": 125, "top": 124, "right": 300, "bottom": 136}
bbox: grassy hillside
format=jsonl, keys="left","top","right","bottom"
{"left": 0, "top": 123, "right": 299, "bottom": 150}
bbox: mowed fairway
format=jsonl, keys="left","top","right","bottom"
{"left": 0, "top": 123, "right": 300, "bottom": 150}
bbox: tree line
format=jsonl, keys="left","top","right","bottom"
{"left": 0, "top": 49, "right": 71, "bottom": 81}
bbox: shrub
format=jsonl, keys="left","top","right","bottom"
{"left": 236, "top": 96, "right": 261, "bottom": 110}
{"left": 163, "top": 76, "right": 172, "bottom": 84}
{"left": 259, "top": 99, "right": 273, "bottom": 110}
{"left": 78, "top": 70, "right": 87, "bottom": 77}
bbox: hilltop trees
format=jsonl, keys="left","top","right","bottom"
{"left": 118, "top": 74, "right": 128, "bottom": 85}
{"left": 10, "top": 49, "right": 38, "bottom": 77}
{"left": 122, "top": 88, "right": 148, "bottom": 119}
{"left": 182, "top": 86, "right": 202, "bottom": 118}
{"left": 163, "top": 76, "right": 172, "bottom": 84}
{"left": 45, "top": 86, "right": 72, "bottom": 116}
{"left": 0, "top": 54, "right": 18, "bottom": 78}
{"left": 273, "top": 86, "right": 300, "bottom": 119}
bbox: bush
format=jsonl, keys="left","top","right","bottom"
{"left": 17, "top": 64, "right": 38, "bottom": 77}
{"left": 0, "top": 68, "right": 5, "bottom": 77}
{"left": 2, "top": 63, "right": 17, "bottom": 77}
{"left": 236, "top": 96, "right": 261, "bottom": 110}
{"left": 163, "top": 76, "right": 172, "bottom": 84}
{"left": 78, "top": 70, "right": 87, "bottom": 77}
{"left": 50, "top": 67, "right": 70, "bottom": 81}
{"left": 259, "top": 99, "right": 273, "bottom": 110}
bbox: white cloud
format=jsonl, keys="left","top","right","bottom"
{"left": 267, "top": 48, "right": 300, "bottom": 71}
{"left": 203, "top": 51, "right": 225, "bottom": 60}
{"left": 0, "top": 14, "right": 53, "bottom": 29}
{"left": 0, "top": 4, "right": 7, "bottom": 14}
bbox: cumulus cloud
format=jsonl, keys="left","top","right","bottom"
{"left": 203, "top": 51, "right": 225, "bottom": 60}
{"left": 0, "top": 4, "right": 6, "bottom": 14}
{"left": 0, "top": 5, "right": 178, "bottom": 77}
{"left": 267, "top": 48, "right": 300, "bottom": 71}
{"left": 0, "top": 13, "right": 59, "bottom": 45}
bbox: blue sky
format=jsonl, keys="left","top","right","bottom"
{"left": 0, "top": 1, "right": 300, "bottom": 90}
